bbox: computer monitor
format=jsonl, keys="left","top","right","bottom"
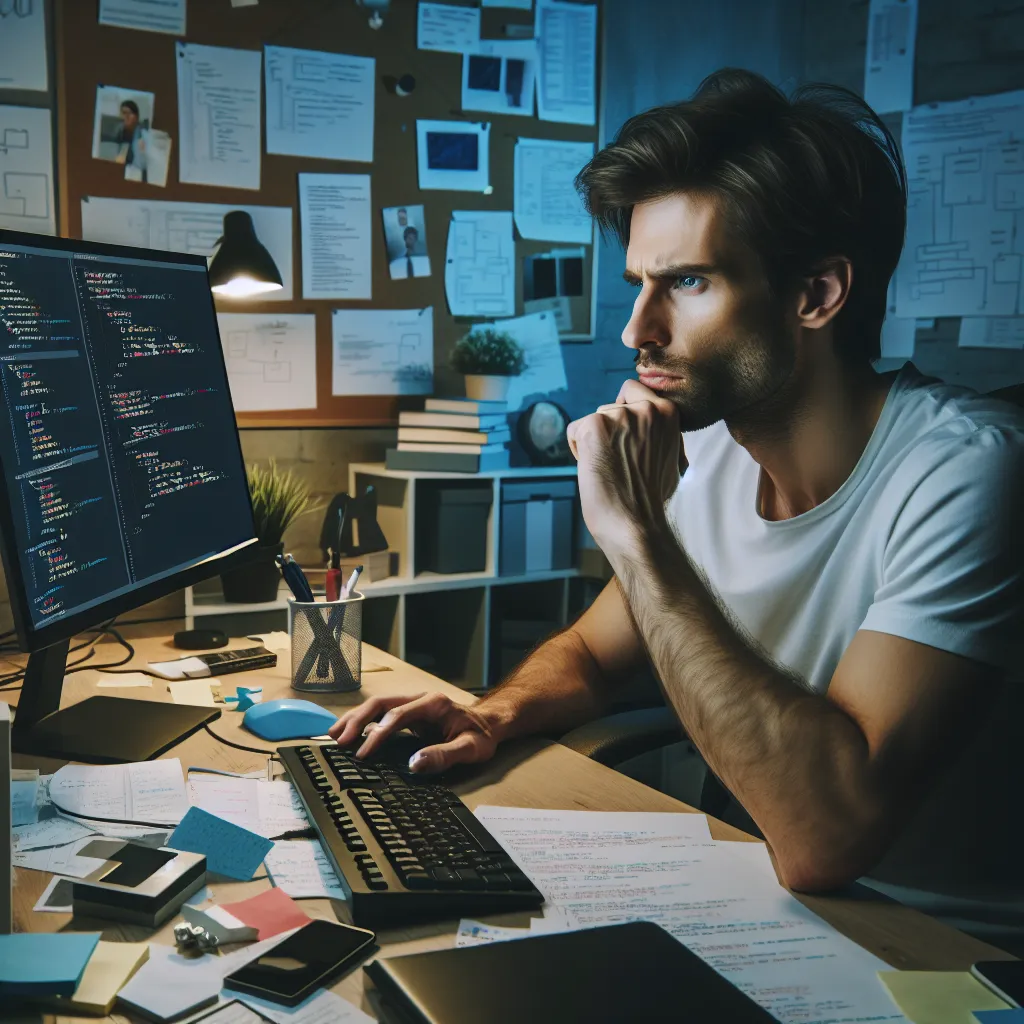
{"left": 0, "top": 230, "right": 258, "bottom": 762}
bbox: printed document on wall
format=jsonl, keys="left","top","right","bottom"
{"left": 298, "top": 173, "right": 372, "bottom": 301}
{"left": 445, "top": 211, "right": 515, "bottom": 318}
{"left": 417, "top": 120, "right": 490, "bottom": 192}
{"left": 265, "top": 46, "right": 374, "bottom": 163}
{"left": 462, "top": 40, "right": 537, "bottom": 117}
{"left": 0, "top": 106, "right": 56, "bottom": 235}
{"left": 514, "top": 138, "right": 593, "bottom": 243}
{"left": 81, "top": 196, "right": 294, "bottom": 300}
{"left": 536, "top": 0, "right": 597, "bottom": 125}
{"left": 864, "top": 0, "right": 918, "bottom": 114}
{"left": 418, "top": 2, "right": 480, "bottom": 54}
{"left": 332, "top": 308, "right": 434, "bottom": 396}
{"left": 99, "top": 0, "right": 185, "bottom": 35}
{"left": 897, "top": 89, "right": 1024, "bottom": 318}
{"left": 0, "top": 1, "right": 47, "bottom": 91}
{"left": 177, "top": 42, "right": 262, "bottom": 190}
{"left": 473, "top": 311, "right": 567, "bottom": 410}
{"left": 217, "top": 314, "right": 317, "bottom": 412}
{"left": 959, "top": 316, "right": 1024, "bottom": 349}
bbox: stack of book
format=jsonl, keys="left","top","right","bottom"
{"left": 386, "top": 398, "right": 511, "bottom": 473}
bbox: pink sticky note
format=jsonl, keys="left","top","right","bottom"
{"left": 221, "top": 887, "right": 309, "bottom": 940}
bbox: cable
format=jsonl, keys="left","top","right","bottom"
{"left": 49, "top": 798, "right": 178, "bottom": 831}
{"left": 202, "top": 721, "right": 280, "bottom": 755}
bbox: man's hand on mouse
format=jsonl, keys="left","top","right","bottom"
{"left": 327, "top": 692, "right": 500, "bottom": 774}
{"left": 566, "top": 378, "right": 682, "bottom": 563}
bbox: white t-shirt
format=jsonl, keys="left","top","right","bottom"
{"left": 667, "top": 363, "right": 1024, "bottom": 942}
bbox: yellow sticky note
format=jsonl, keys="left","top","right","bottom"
{"left": 167, "top": 679, "right": 217, "bottom": 707}
{"left": 878, "top": 971, "right": 1009, "bottom": 1024}
{"left": 59, "top": 940, "right": 149, "bottom": 1014}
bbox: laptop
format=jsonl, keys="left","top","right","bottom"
{"left": 364, "top": 921, "right": 775, "bottom": 1023}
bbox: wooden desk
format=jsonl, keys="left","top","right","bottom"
{"left": 8, "top": 636, "right": 1013, "bottom": 1021}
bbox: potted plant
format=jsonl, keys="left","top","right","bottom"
{"left": 220, "top": 460, "right": 322, "bottom": 604}
{"left": 449, "top": 327, "right": 526, "bottom": 402}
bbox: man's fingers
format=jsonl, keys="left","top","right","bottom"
{"left": 353, "top": 692, "right": 449, "bottom": 760}
{"left": 408, "top": 732, "right": 489, "bottom": 774}
{"left": 616, "top": 377, "right": 678, "bottom": 417}
{"left": 328, "top": 693, "right": 425, "bottom": 746}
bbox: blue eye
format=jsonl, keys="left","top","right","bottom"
{"left": 674, "top": 274, "right": 704, "bottom": 290}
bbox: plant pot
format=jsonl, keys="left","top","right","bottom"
{"left": 220, "top": 543, "right": 283, "bottom": 604}
{"left": 464, "top": 374, "right": 512, "bottom": 402}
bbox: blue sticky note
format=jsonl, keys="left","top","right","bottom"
{"left": 975, "top": 1012, "right": 1024, "bottom": 1022}
{"left": 169, "top": 806, "right": 273, "bottom": 881}
{"left": 0, "top": 932, "right": 101, "bottom": 996}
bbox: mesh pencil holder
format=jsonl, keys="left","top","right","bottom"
{"left": 288, "top": 593, "right": 363, "bottom": 693}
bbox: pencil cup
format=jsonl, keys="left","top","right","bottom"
{"left": 288, "top": 593, "right": 364, "bottom": 693}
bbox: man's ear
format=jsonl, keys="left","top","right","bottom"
{"left": 796, "top": 258, "right": 852, "bottom": 331}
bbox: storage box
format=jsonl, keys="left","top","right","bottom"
{"left": 339, "top": 549, "right": 390, "bottom": 583}
{"left": 416, "top": 482, "right": 492, "bottom": 574}
{"left": 500, "top": 478, "right": 576, "bottom": 576}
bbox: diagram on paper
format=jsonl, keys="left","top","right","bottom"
{"left": 0, "top": 105, "right": 55, "bottom": 234}
{"left": 217, "top": 314, "right": 316, "bottom": 412}
{"left": 444, "top": 211, "right": 515, "bottom": 317}
{"left": 332, "top": 308, "right": 434, "bottom": 396}
{"left": 897, "top": 90, "right": 1024, "bottom": 318}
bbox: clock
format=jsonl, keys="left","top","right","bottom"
{"left": 517, "top": 401, "right": 573, "bottom": 466}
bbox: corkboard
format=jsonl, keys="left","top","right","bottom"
{"left": 53, "top": 0, "right": 600, "bottom": 427}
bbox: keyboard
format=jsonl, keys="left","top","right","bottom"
{"left": 278, "top": 743, "right": 544, "bottom": 927}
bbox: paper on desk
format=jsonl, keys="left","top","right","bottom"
{"left": 58, "top": 940, "right": 150, "bottom": 1015}
{"left": 236, "top": 988, "right": 375, "bottom": 1024}
{"left": 169, "top": 806, "right": 273, "bottom": 881}
{"left": 248, "top": 631, "right": 290, "bottom": 652}
{"left": 221, "top": 886, "right": 310, "bottom": 939}
{"left": 188, "top": 773, "right": 310, "bottom": 838}
{"left": 168, "top": 678, "right": 218, "bottom": 706}
{"left": 177, "top": 42, "right": 262, "bottom": 190}
{"left": 445, "top": 210, "right": 515, "bottom": 317}
{"left": 265, "top": 45, "right": 374, "bottom": 162}
{"left": 13, "top": 817, "right": 93, "bottom": 852}
{"left": 33, "top": 875, "right": 75, "bottom": 913}
{"left": 299, "top": 173, "right": 372, "bottom": 300}
{"left": 418, "top": 2, "right": 480, "bottom": 54}
{"left": 0, "top": 4, "right": 47, "bottom": 91}
{"left": 514, "top": 138, "right": 594, "bottom": 243}
{"left": 99, "top": 0, "right": 185, "bottom": 35}
{"left": 456, "top": 919, "right": 531, "bottom": 947}
{"left": 95, "top": 671, "right": 153, "bottom": 688}
{"left": 49, "top": 758, "right": 189, "bottom": 825}
{"left": 535, "top": 0, "right": 597, "bottom": 125}
{"left": 14, "top": 835, "right": 120, "bottom": 878}
{"left": 975, "top": 1011, "right": 1024, "bottom": 1022}
{"left": 265, "top": 839, "right": 346, "bottom": 899}
{"left": 864, "top": 0, "right": 918, "bottom": 114}
{"left": 0, "top": 932, "right": 101, "bottom": 997}
{"left": 879, "top": 971, "right": 1009, "bottom": 1023}
{"left": 332, "top": 307, "right": 433, "bottom": 397}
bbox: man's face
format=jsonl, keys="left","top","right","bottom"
{"left": 121, "top": 106, "right": 138, "bottom": 129}
{"left": 622, "top": 193, "right": 796, "bottom": 432}
{"left": 397, "top": 209, "right": 408, "bottom": 227}
{"left": 404, "top": 228, "right": 417, "bottom": 253}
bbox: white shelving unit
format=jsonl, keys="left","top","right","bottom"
{"left": 186, "top": 463, "right": 583, "bottom": 688}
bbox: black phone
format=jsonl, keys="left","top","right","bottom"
{"left": 223, "top": 919, "right": 377, "bottom": 1007}
{"left": 971, "top": 960, "right": 1024, "bottom": 1007}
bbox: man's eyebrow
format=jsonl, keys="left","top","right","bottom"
{"left": 623, "top": 263, "right": 720, "bottom": 284}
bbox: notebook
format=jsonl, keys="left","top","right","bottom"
{"left": 364, "top": 921, "right": 775, "bottom": 1023}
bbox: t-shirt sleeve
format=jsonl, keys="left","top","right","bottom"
{"left": 860, "top": 428, "right": 1024, "bottom": 673}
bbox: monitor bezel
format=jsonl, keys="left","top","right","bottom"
{"left": 0, "top": 229, "right": 259, "bottom": 654}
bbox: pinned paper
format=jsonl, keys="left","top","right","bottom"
{"left": 0, "top": 932, "right": 101, "bottom": 997}
{"left": 169, "top": 806, "right": 273, "bottom": 881}
{"left": 221, "top": 886, "right": 310, "bottom": 939}
{"left": 877, "top": 971, "right": 1009, "bottom": 1023}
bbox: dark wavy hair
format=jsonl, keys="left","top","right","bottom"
{"left": 576, "top": 69, "right": 907, "bottom": 363}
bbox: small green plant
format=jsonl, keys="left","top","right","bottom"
{"left": 247, "top": 460, "right": 322, "bottom": 547}
{"left": 449, "top": 328, "right": 526, "bottom": 376}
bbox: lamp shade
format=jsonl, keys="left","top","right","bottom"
{"left": 208, "top": 211, "right": 283, "bottom": 299}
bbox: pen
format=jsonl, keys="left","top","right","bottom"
{"left": 341, "top": 565, "right": 362, "bottom": 600}
{"left": 276, "top": 553, "right": 315, "bottom": 603}
{"left": 326, "top": 508, "right": 345, "bottom": 601}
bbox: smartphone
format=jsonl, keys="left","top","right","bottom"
{"left": 971, "top": 960, "right": 1024, "bottom": 1007}
{"left": 224, "top": 919, "right": 377, "bottom": 1007}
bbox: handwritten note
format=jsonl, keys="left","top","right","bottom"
{"left": 169, "top": 806, "right": 273, "bottom": 881}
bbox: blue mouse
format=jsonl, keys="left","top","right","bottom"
{"left": 244, "top": 698, "right": 338, "bottom": 740}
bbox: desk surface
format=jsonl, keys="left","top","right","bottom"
{"left": 8, "top": 635, "right": 1013, "bottom": 1021}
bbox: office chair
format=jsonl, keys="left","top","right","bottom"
{"left": 560, "top": 381, "right": 1024, "bottom": 813}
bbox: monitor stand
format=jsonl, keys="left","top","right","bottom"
{"left": 10, "top": 639, "right": 220, "bottom": 763}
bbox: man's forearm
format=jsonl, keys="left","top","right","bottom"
{"left": 477, "top": 627, "right": 618, "bottom": 743}
{"left": 612, "top": 524, "right": 885, "bottom": 889}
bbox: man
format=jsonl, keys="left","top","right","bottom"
{"left": 332, "top": 70, "right": 1024, "bottom": 943}
{"left": 389, "top": 225, "right": 431, "bottom": 279}
{"left": 113, "top": 99, "right": 148, "bottom": 181}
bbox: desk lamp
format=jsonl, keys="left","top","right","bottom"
{"left": 209, "top": 211, "right": 283, "bottom": 299}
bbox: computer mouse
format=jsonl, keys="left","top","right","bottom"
{"left": 243, "top": 698, "right": 338, "bottom": 741}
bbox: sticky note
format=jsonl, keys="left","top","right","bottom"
{"left": 168, "top": 679, "right": 218, "bottom": 706}
{"left": 878, "top": 971, "right": 1010, "bottom": 1023}
{"left": 169, "top": 806, "right": 273, "bottom": 881}
{"left": 222, "top": 886, "right": 310, "bottom": 939}
{"left": 0, "top": 932, "right": 101, "bottom": 996}
{"left": 11, "top": 775, "right": 39, "bottom": 825}
{"left": 96, "top": 672, "right": 153, "bottom": 688}
{"left": 59, "top": 940, "right": 150, "bottom": 1014}
{"left": 975, "top": 1011, "right": 1024, "bottom": 1022}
